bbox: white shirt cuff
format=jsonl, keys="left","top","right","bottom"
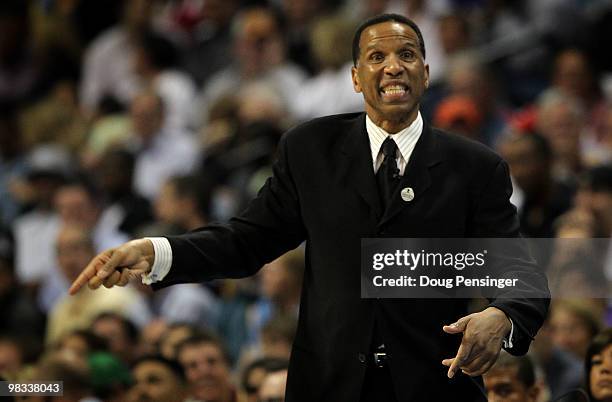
{"left": 502, "top": 317, "right": 514, "bottom": 349}
{"left": 141, "top": 237, "right": 173, "bottom": 285}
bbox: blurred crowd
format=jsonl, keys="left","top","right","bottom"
{"left": 0, "top": 0, "right": 611, "bottom": 401}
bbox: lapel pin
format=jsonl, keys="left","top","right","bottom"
{"left": 401, "top": 187, "right": 414, "bottom": 202}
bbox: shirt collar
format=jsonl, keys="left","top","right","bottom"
{"left": 366, "top": 111, "right": 423, "bottom": 162}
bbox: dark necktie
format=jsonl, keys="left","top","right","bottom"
{"left": 376, "top": 137, "right": 400, "bottom": 209}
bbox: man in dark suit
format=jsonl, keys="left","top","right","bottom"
{"left": 70, "top": 14, "right": 549, "bottom": 402}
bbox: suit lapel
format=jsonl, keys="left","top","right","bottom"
{"left": 339, "top": 114, "right": 383, "bottom": 219}
{"left": 378, "top": 123, "right": 442, "bottom": 228}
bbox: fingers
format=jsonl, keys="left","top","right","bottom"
{"left": 460, "top": 348, "right": 500, "bottom": 376}
{"left": 447, "top": 340, "right": 473, "bottom": 378}
{"left": 443, "top": 314, "right": 473, "bottom": 334}
{"left": 69, "top": 252, "right": 111, "bottom": 295}
{"left": 97, "top": 248, "right": 126, "bottom": 280}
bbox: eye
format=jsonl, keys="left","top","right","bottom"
{"left": 400, "top": 50, "right": 415, "bottom": 60}
{"left": 369, "top": 52, "right": 384, "bottom": 62}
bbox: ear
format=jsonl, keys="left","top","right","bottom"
{"left": 424, "top": 64, "right": 430, "bottom": 89}
{"left": 351, "top": 66, "right": 362, "bottom": 93}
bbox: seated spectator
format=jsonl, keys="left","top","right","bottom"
{"left": 46, "top": 224, "right": 150, "bottom": 344}
{"left": 0, "top": 335, "right": 23, "bottom": 377}
{"left": 177, "top": 333, "right": 236, "bottom": 402}
{"left": 260, "top": 315, "right": 297, "bottom": 361}
{"left": 433, "top": 95, "right": 483, "bottom": 141}
{"left": 128, "top": 355, "right": 187, "bottom": 402}
{"left": 0, "top": 228, "right": 45, "bottom": 336}
{"left": 133, "top": 30, "right": 196, "bottom": 130}
{"left": 95, "top": 148, "right": 154, "bottom": 237}
{"left": 586, "top": 328, "right": 612, "bottom": 402}
{"left": 498, "top": 132, "right": 573, "bottom": 238}
{"left": 483, "top": 352, "right": 540, "bottom": 402}
{"left": 240, "top": 357, "right": 288, "bottom": 402}
{"left": 91, "top": 312, "right": 140, "bottom": 365}
{"left": 127, "top": 91, "right": 199, "bottom": 201}
{"left": 159, "top": 323, "right": 200, "bottom": 361}
{"left": 193, "top": 6, "right": 306, "bottom": 128}
{"left": 550, "top": 299, "right": 602, "bottom": 361}
{"left": 88, "top": 352, "right": 132, "bottom": 402}
{"left": 55, "top": 329, "right": 108, "bottom": 361}
{"left": 535, "top": 90, "right": 585, "bottom": 185}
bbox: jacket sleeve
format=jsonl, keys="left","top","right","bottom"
{"left": 152, "top": 133, "right": 306, "bottom": 289}
{"left": 469, "top": 159, "right": 550, "bottom": 356}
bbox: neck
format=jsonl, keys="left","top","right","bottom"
{"left": 367, "top": 110, "right": 418, "bottom": 134}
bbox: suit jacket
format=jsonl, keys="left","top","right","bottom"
{"left": 155, "top": 113, "right": 549, "bottom": 402}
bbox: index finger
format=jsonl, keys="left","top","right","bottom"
{"left": 69, "top": 250, "right": 116, "bottom": 295}
{"left": 448, "top": 341, "right": 473, "bottom": 379}
{"left": 69, "top": 252, "right": 108, "bottom": 295}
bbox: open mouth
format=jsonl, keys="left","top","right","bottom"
{"left": 379, "top": 83, "right": 410, "bottom": 101}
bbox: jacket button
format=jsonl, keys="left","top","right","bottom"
{"left": 358, "top": 353, "right": 366, "bottom": 363}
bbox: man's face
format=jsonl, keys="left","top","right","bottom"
{"left": 590, "top": 344, "right": 612, "bottom": 401}
{"left": 483, "top": 367, "right": 538, "bottom": 402}
{"left": 129, "top": 361, "right": 185, "bottom": 402}
{"left": 351, "top": 21, "right": 429, "bottom": 129}
{"left": 178, "top": 343, "right": 231, "bottom": 401}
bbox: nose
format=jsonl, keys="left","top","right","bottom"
{"left": 384, "top": 54, "right": 403, "bottom": 76}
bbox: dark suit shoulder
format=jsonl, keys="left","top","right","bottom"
{"left": 283, "top": 113, "right": 362, "bottom": 146}
{"left": 430, "top": 126, "right": 505, "bottom": 170}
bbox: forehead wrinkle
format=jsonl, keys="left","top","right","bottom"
{"left": 364, "top": 38, "right": 418, "bottom": 52}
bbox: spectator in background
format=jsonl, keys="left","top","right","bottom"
{"left": 128, "top": 355, "right": 187, "bottom": 402}
{"left": 19, "top": 80, "right": 88, "bottom": 153}
{"left": 551, "top": 48, "right": 607, "bottom": 134}
{"left": 259, "top": 315, "right": 297, "bottom": 361}
{"left": 87, "top": 352, "right": 132, "bottom": 402}
{"left": 0, "top": 228, "right": 45, "bottom": 337}
{"left": 0, "top": 103, "right": 27, "bottom": 226}
{"left": 550, "top": 299, "right": 602, "bottom": 361}
{"left": 46, "top": 224, "right": 149, "bottom": 345}
{"left": 0, "top": 335, "right": 24, "bottom": 377}
{"left": 0, "top": 0, "right": 41, "bottom": 104}
{"left": 54, "top": 179, "right": 129, "bottom": 251}
{"left": 258, "top": 366, "right": 288, "bottom": 402}
{"left": 13, "top": 145, "right": 70, "bottom": 291}
{"left": 239, "top": 358, "right": 289, "bottom": 402}
{"left": 127, "top": 91, "right": 198, "bottom": 201}
{"left": 575, "top": 165, "right": 612, "bottom": 238}
{"left": 95, "top": 148, "right": 154, "bottom": 238}
{"left": 536, "top": 91, "right": 585, "bottom": 185}
{"left": 433, "top": 94, "right": 482, "bottom": 141}
{"left": 181, "top": 0, "right": 240, "bottom": 87}
{"left": 531, "top": 319, "right": 584, "bottom": 402}
{"left": 498, "top": 132, "right": 573, "bottom": 237}
{"left": 153, "top": 174, "right": 214, "bottom": 233}
{"left": 54, "top": 329, "right": 108, "bottom": 361}
{"left": 91, "top": 312, "right": 139, "bottom": 366}
{"left": 79, "top": 0, "right": 154, "bottom": 112}
{"left": 279, "top": 0, "right": 328, "bottom": 75}
{"left": 29, "top": 354, "right": 102, "bottom": 402}
{"left": 586, "top": 328, "right": 612, "bottom": 402}
{"left": 430, "top": 56, "right": 509, "bottom": 146}
{"left": 291, "top": 15, "right": 363, "bottom": 120}
{"left": 133, "top": 30, "right": 196, "bottom": 130}
{"left": 482, "top": 352, "right": 540, "bottom": 402}
{"left": 194, "top": 6, "right": 306, "bottom": 128}
{"left": 177, "top": 334, "right": 236, "bottom": 402}
{"left": 159, "top": 323, "right": 200, "bottom": 361}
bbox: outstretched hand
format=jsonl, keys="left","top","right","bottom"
{"left": 68, "top": 239, "right": 155, "bottom": 295}
{"left": 441, "top": 307, "right": 512, "bottom": 378}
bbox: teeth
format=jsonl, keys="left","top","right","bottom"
{"left": 382, "top": 85, "right": 406, "bottom": 95}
